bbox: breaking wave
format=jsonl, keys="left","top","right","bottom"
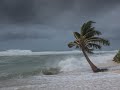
{"left": 0, "top": 49, "right": 117, "bottom": 56}
{"left": 0, "top": 49, "right": 117, "bottom": 80}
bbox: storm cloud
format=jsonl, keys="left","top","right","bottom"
{"left": 0, "top": 0, "right": 119, "bottom": 24}
{"left": 0, "top": 25, "right": 55, "bottom": 41}
{"left": 0, "top": 0, "right": 120, "bottom": 51}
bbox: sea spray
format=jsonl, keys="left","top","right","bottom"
{"left": 58, "top": 51, "right": 116, "bottom": 72}
{"left": 58, "top": 57, "right": 85, "bottom": 72}
{"left": 0, "top": 50, "right": 117, "bottom": 80}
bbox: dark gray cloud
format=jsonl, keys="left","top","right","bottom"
{"left": 0, "top": 25, "right": 55, "bottom": 41}
{"left": 0, "top": 0, "right": 120, "bottom": 51}
{"left": 95, "top": 7, "right": 120, "bottom": 41}
{"left": 0, "top": 0, "right": 34, "bottom": 23}
{"left": 0, "top": 0, "right": 119, "bottom": 24}
{"left": 0, "top": 31, "right": 51, "bottom": 41}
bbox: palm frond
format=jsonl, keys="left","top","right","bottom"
{"left": 84, "top": 46, "right": 94, "bottom": 54}
{"left": 68, "top": 41, "right": 79, "bottom": 48}
{"left": 83, "top": 29, "right": 102, "bottom": 38}
{"left": 86, "top": 43, "right": 102, "bottom": 50}
{"left": 85, "top": 37, "right": 110, "bottom": 46}
{"left": 74, "top": 40, "right": 80, "bottom": 48}
{"left": 81, "top": 21, "right": 95, "bottom": 36}
{"left": 81, "top": 23, "right": 86, "bottom": 34}
{"left": 76, "top": 45, "right": 79, "bottom": 49}
{"left": 73, "top": 32, "right": 81, "bottom": 40}
{"left": 68, "top": 42, "right": 76, "bottom": 48}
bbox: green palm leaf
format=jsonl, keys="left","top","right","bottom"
{"left": 86, "top": 43, "right": 102, "bottom": 49}
{"left": 81, "top": 21, "right": 95, "bottom": 36}
{"left": 84, "top": 46, "right": 94, "bottom": 54}
{"left": 68, "top": 42, "right": 76, "bottom": 48}
{"left": 73, "top": 32, "right": 81, "bottom": 40}
{"left": 83, "top": 29, "right": 102, "bottom": 38}
{"left": 85, "top": 37, "right": 110, "bottom": 46}
{"left": 68, "top": 41, "right": 79, "bottom": 48}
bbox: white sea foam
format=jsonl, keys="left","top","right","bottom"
{"left": 58, "top": 57, "right": 83, "bottom": 72}
{"left": 1, "top": 72, "right": 120, "bottom": 90}
{"left": 0, "top": 50, "right": 119, "bottom": 90}
{"left": 58, "top": 52, "right": 116, "bottom": 72}
{"left": 0, "top": 49, "right": 117, "bottom": 56}
{"left": 0, "top": 49, "right": 81, "bottom": 56}
{"left": 0, "top": 49, "right": 33, "bottom": 56}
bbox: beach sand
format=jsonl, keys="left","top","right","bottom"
{"left": 1, "top": 60, "right": 120, "bottom": 90}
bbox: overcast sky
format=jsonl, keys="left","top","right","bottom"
{"left": 0, "top": 0, "right": 119, "bottom": 51}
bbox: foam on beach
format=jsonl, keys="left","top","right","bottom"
{"left": 1, "top": 71, "right": 120, "bottom": 90}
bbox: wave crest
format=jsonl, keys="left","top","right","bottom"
{"left": 0, "top": 49, "right": 117, "bottom": 56}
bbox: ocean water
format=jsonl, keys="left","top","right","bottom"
{"left": 0, "top": 50, "right": 117, "bottom": 89}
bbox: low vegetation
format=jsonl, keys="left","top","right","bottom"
{"left": 113, "top": 50, "right": 120, "bottom": 63}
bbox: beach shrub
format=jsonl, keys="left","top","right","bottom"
{"left": 42, "top": 68, "right": 60, "bottom": 75}
{"left": 113, "top": 50, "right": 120, "bottom": 63}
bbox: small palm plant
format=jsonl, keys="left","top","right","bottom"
{"left": 113, "top": 50, "right": 120, "bottom": 63}
{"left": 68, "top": 21, "right": 110, "bottom": 72}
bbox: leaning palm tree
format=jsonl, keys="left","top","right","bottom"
{"left": 68, "top": 21, "right": 110, "bottom": 72}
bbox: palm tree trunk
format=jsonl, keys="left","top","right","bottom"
{"left": 81, "top": 48, "right": 100, "bottom": 72}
